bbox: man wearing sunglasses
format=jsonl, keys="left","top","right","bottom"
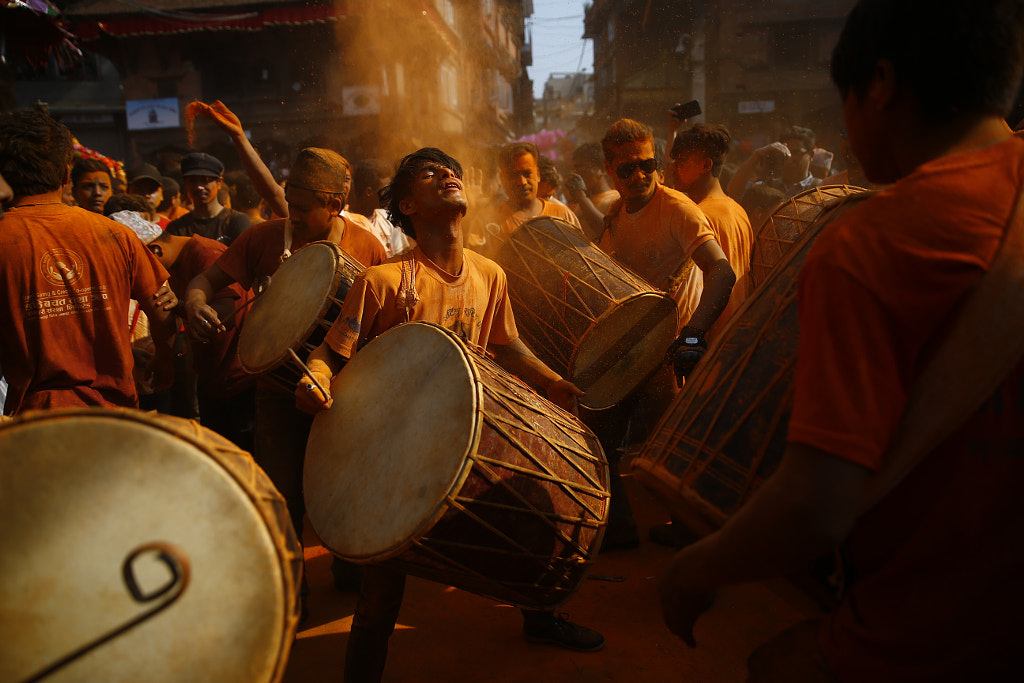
{"left": 590, "top": 118, "right": 736, "bottom": 550}
{"left": 599, "top": 118, "right": 735, "bottom": 364}
{"left": 727, "top": 126, "right": 822, "bottom": 200}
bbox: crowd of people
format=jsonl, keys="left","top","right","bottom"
{"left": 2, "top": 0, "right": 1023, "bottom": 679}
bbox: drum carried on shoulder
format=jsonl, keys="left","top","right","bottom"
{"left": 303, "top": 322, "right": 610, "bottom": 609}
{"left": 237, "top": 240, "right": 364, "bottom": 392}
{"left": 0, "top": 409, "right": 301, "bottom": 683}
{"left": 493, "top": 216, "right": 679, "bottom": 410}
{"left": 631, "top": 187, "right": 872, "bottom": 535}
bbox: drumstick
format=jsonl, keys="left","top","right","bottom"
{"left": 218, "top": 289, "right": 261, "bottom": 328}
{"left": 288, "top": 348, "right": 330, "bottom": 399}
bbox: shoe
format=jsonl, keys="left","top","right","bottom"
{"left": 523, "top": 612, "right": 605, "bottom": 652}
{"left": 648, "top": 522, "right": 699, "bottom": 549}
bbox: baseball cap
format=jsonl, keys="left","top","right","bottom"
{"left": 110, "top": 210, "right": 162, "bottom": 245}
{"left": 181, "top": 152, "right": 224, "bottom": 178}
{"left": 127, "top": 163, "right": 161, "bottom": 186}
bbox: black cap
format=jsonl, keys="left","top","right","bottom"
{"left": 181, "top": 152, "right": 224, "bottom": 178}
{"left": 127, "top": 162, "right": 161, "bottom": 186}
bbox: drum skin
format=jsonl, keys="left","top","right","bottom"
{"left": 749, "top": 185, "right": 866, "bottom": 291}
{"left": 237, "top": 240, "right": 363, "bottom": 391}
{"left": 304, "top": 322, "right": 610, "bottom": 609}
{"left": 0, "top": 409, "right": 301, "bottom": 683}
{"left": 494, "top": 216, "right": 678, "bottom": 410}
{"left": 631, "top": 189, "right": 872, "bottom": 535}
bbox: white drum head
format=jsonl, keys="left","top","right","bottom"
{"left": 238, "top": 242, "right": 339, "bottom": 373}
{"left": 0, "top": 411, "right": 293, "bottom": 683}
{"left": 304, "top": 323, "right": 481, "bottom": 561}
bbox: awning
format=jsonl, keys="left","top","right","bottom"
{"left": 74, "top": 3, "right": 348, "bottom": 40}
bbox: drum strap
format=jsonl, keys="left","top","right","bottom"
{"left": 861, "top": 177, "right": 1024, "bottom": 512}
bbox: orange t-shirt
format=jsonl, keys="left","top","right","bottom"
{"left": 600, "top": 184, "right": 716, "bottom": 324}
{"left": 699, "top": 194, "right": 753, "bottom": 339}
{"left": 788, "top": 135, "right": 1024, "bottom": 681}
{"left": 489, "top": 198, "right": 582, "bottom": 235}
{"left": 168, "top": 235, "right": 253, "bottom": 397}
{"left": 215, "top": 217, "right": 386, "bottom": 289}
{"left": 0, "top": 204, "right": 169, "bottom": 414}
{"left": 324, "top": 247, "right": 518, "bottom": 358}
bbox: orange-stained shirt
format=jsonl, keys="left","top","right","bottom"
{"left": 699, "top": 194, "right": 753, "bottom": 340}
{"left": 600, "top": 184, "right": 716, "bottom": 325}
{"left": 0, "top": 203, "right": 169, "bottom": 414}
{"left": 168, "top": 235, "right": 253, "bottom": 397}
{"left": 787, "top": 134, "right": 1024, "bottom": 682}
{"left": 488, "top": 197, "right": 582, "bottom": 235}
{"left": 215, "top": 216, "right": 386, "bottom": 289}
{"left": 324, "top": 247, "right": 518, "bottom": 358}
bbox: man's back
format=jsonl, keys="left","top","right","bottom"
{"left": 791, "top": 135, "right": 1024, "bottom": 681}
{"left": 0, "top": 204, "right": 168, "bottom": 413}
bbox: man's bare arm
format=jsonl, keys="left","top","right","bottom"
{"left": 685, "top": 240, "right": 736, "bottom": 333}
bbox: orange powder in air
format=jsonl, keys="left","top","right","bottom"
{"left": 184, "top": 100, "right": 204, "bottom": 148}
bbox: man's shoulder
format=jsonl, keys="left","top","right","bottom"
{"left": 463, "top": 248, "right": 505, "bottom": 281}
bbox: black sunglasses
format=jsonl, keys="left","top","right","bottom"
{"left": 615, "top": 158, "right": 658, "bottom": 179}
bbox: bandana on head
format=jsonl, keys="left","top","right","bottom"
{"left": 110, "top": 210, "right": 162, "bottom": 245}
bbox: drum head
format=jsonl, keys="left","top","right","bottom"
{"left": 238, "top": 241, "right": 340, "bottom": 373}
{"left": 571, "top": 292, "right": 679, "bottom": 410}
{"left": 0, "top": 410, "right": 296, "bottom": 683}
{"left": 305, "top": 322, "right": 480, "bottom": 562}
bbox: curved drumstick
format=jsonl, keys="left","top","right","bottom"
{"left": 21, "top": 543, "right": 190, "bottom": 683}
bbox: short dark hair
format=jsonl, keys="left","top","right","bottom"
{"left": 382, "top": 148, "right": 464, "bottom": 238}
{"left": 831, "top": 0, "right": 1024, "bottom": 120}
{"left": 781, "top": 126, "right": 815, "bottom": 155}
{"left": 224, "top": 170, "right": 260, "bottom": 211}
{"left": 104, "top": 193, "right": 152, "bottom": 216}
{"left": 538, "top": 155, "right": 561, "bottom": 188}
{"left": 498, "top": 142, "right": 540, "bottom": 173}
{"left": 71, "top": 158, "right": 112, "bottom": 188}
{"left": 0, "top": 110, "right": 73, "bottom": 196}
{"left": 601, "top": 119, "right": 654, "bottom": 163}
{"left": 672, "top": 124, "right": 733, "bottom": 177}
{"left": 572, "top": 142, "right": 604, "bottom": 169}
{"left": 352, "top": 158, "right": 393, "bottom": 193}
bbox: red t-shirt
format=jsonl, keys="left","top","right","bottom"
{"left": 215, "top": 217, "right": 386, "bottom": 289}
{"left": 169, "top": 235, "right": 253, "bottom": 397}
{"left": 787, "top": 135, "right": 1024, "bottom": 681}
{"left": 0, "top": 203, "right": 169, "bottom": 413}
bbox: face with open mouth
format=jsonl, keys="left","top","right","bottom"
{"left": 402, "top": 162, "right": 468, "bottom": 221}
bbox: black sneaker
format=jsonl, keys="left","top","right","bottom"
{"left": 522, "top": 612, "right": 605, "bottom": 652}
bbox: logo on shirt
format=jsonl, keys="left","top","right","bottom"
{"left": 39, "top": 249, "right": 85, "bottom": 286}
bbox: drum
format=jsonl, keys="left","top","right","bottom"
{"left": 749, "top": 185, "right": 866, "bottom": 291}
{"left": 631, "top": 190, "right": 872, "bottom": 535}
{"left": 237, "top": 240, "right": 364, "bottom": 392}
{"left": 0, "top": 409, "right": 302, "bottom": 683}
{"left": 494, "top": 216, "right": 679, "bottom": 410}
{"left": 304, "top": 322, "right": 610, "bottom": 609}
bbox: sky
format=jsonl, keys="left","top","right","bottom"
{"left": 526, "top": 0, "right": 594, "bottom": 99}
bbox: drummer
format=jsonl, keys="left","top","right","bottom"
{"left": 296, "top": 147, "right": 605, "bottom": 681}
{"left": 586, "top": 119, "right": 737, "bottom": 549}
{"left": 470, "top": 141, "right": 582, "bottom": 257}
{"left": 659, "top": 0, "right": 1024, "bottom": 678}
{"left": 184, "top": 147, "right": 386, "bottom": 609}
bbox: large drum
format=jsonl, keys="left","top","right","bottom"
{"left": 631, "top": 189, "right": 872, "bottom": 535}
{"left": 494, "top": 216, "right": 679, "bottom": 410}
{"left": 237, "top": 240, "right": 364, "bottom": 392}
{"left": 304, "top": 322, "right": 610, "bottom": 609}
{"left": 0, "top": 409, "right": 302, "bottom": 683}
{"left": 749, "top": 185, "right": 866, "bottom": 290}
